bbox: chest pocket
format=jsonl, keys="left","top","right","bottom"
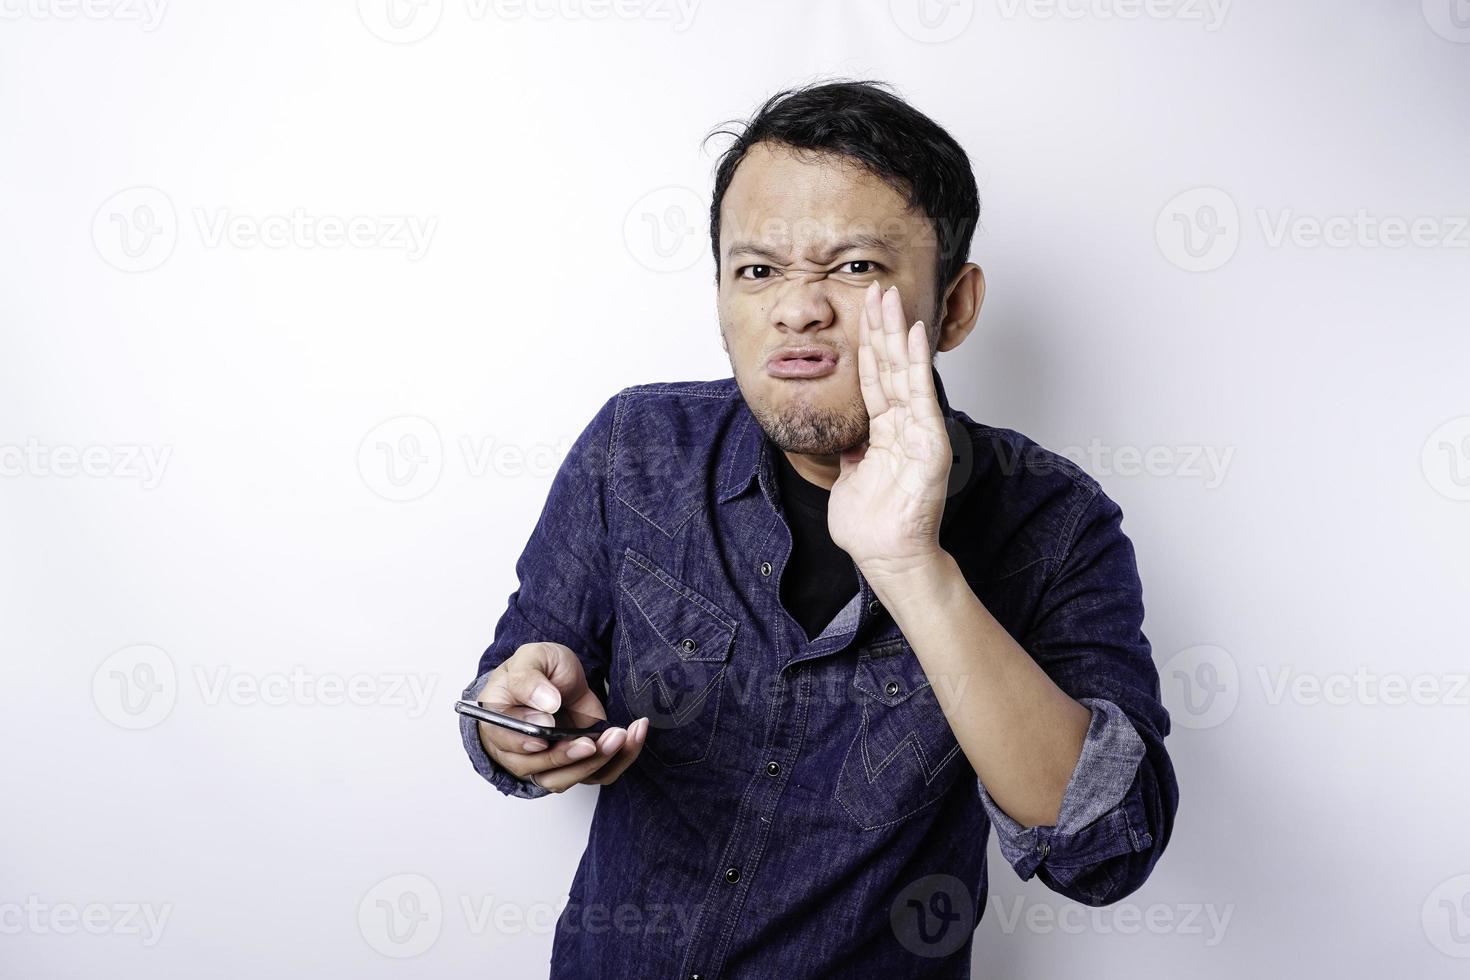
{"left": 834, "top": 638, "right": 967, "bottom": 831}
{"left": 615, "top": 548, "right": 737, "bottom": 768}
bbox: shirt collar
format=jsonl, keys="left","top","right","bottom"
{"left": 719, "top": 362, "right": 957, "bottom": 504}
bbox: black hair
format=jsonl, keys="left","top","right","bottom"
{"left": 703, "top": 78, "right": 981, "bottom": 318}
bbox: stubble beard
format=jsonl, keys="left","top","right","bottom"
{"left": 726, "top": 345, "right": 871, "bottom": 456}
{"left": 720, "top": 316, "right": 937, "bottom": 458}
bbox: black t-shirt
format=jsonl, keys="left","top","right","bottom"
{"left": 770, "top": 444, "right": 859, "bottom": 642}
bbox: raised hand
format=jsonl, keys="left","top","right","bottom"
{"left": 828, "top": 281, "right": 953, "bottom": 584}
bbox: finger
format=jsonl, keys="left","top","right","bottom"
{"left": 501, "top": 658, "right": 564, "bottom": 715}
{"left": 498, "top": 723, "right": 627, "bottom": 781}
{"left": 907, "top": 321, "right": 943, "bottom": 425}
{"left": 479, "top": 706, "right": 558, "bottom": 758}
{"left": 476, "top": 644, "right": 609, "bottom": 760}
{"left": 525, "top": 726, "right": 632, "bottom": 792}
{"left": 881, "top": 284, "right": 912, "bottom": 407}
{"left": 472, "top": 672, "right": 558, "bottom": 756}
{"left": 584, "top": 717, "right": 650, "bottom": 785}
{"left": 504, "top": 642, "right": 599, "bottom": 718}
{"left": 857, "top": 282, "right": 889, "bottom": 418}
{"left": 866, "top": 281, "right": 895, "bottom": 404}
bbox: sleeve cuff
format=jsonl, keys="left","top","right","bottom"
{"left": 460, "top": 668, "right": 552, "bottom": 800}
{"left": 978, "top": 697, "right": 1146, "bottom": 878}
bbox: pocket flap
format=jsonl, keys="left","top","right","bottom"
{"left": 618, "top": 549, "right": 736, "bottom": 665}
{"left": 853, "top": 639, "right": 932, "bottom": 706}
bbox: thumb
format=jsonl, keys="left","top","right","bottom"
{"left": 507, "top": 642, "right": 592, "bottom": 714}
{"left": 838, "top": 439, "right": 868, "bottom": 477}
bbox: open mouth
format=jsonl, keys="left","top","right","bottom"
{"left": 767, "top": 350, "right": 838, "bottom": 379}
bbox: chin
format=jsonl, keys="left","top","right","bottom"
{"left": 752, "top": 391, "right": 870, "bottom": 458}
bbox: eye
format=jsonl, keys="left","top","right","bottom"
{"left": 837, "top": 260, "right": 882, "bottom": 276}
{"left": 737, "top": 265, "right": 776, "bottom": 280}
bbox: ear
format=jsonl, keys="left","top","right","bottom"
{"left": 933, "top": 264, "right": 984, "bottom": 353}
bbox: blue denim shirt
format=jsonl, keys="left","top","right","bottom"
{"left": 459, "top": 366, "right": 1178, "bottom": 979}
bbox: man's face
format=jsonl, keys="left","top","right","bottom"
{"left": 716, "top": 141, "right": 942, "bottom": 458}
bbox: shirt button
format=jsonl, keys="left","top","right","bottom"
{"left": 765, "top": 760, "right": 780, "bottom": 776}
{"left": 690, "top": 974, "right": 704, "bottom": 980}
{"left": 884, "top": 680, "right": 901, "bottom": 697}
{"left": 680, "top": 638, "right": 698, "bottom": 653}
{"left": 724, "top": 866, "right": 741, "bottom": 883}
{"left": 868, "top": 599, "right": 881, "bottom": 616}
{"left": 760, "top": 561, "right": 772, "bottom": 577}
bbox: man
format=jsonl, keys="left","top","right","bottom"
{"left": 460, "top": 79, "right": 1178, "bottom": 978}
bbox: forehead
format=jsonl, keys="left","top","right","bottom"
{"left": 719, "top": 141, "right": 932, "bottom": 257}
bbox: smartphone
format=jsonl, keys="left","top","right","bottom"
{"left": 455, "top": 699, "right": 612, "bottom": 742}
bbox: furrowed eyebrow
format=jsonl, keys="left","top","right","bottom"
{"left": 725, "top": 232, "right": 897, "bottom": 265}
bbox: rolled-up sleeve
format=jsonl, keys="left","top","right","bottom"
{"left": 458, "top": 391, "right": 622, "bottom": 800}
{"left": 978, "top": 484, "right": 1179, "bottom": 906}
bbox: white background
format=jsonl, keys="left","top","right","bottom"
{"left": 3, "top": 1, "right": 1469, "bottom": 976}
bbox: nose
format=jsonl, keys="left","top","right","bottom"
{"left": 769, "top": 270, "right": 836, "bottom": 334}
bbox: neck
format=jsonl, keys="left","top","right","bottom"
{"left": 781, "top": 449, "right": 840, "bottom": 492}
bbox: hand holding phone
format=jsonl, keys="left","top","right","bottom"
{"left": 456, "top": 700, "right": 613, "bottom": 741}
{"left": 468, "top": 641, "right": 649, "bottom": 792}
